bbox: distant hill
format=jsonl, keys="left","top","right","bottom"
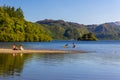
{"left": 37, "top": 19, "right": 120, "bottom": 40}
{"left": 86, "top": 22, "right": 120, "bottom": 39}
{"left": 36, "top": 19, "right": 89, "bottom": 40}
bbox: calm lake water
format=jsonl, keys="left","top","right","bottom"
{"left": 0, "top": 40, "right": 120, "bottom": 80}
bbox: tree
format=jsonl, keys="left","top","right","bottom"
{"left": 0, "top": 5, "right": 52, "bottom": 42}
{"left": 77, "top": 33, "right": 98, "bottom": 41}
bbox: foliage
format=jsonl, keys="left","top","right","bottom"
{"left": 86, "top": 23, "right": 120, "bottom": 40}
{"left": 36, "top": 19, "right": 89, "bottom": 40}
{"left": 77, "top": 33, "right": 98, "bottom": 41}
{"left": 38, "top": 19, "right": 120, "bottom": 40}
{"left": 0, "top": 6, "right": 52, "bottom": 42}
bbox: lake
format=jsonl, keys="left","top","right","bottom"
{"left": 0, "top": 40, "right": 120, "bottom": 80}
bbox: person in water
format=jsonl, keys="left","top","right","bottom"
{"left": 64, "top": 44, "right": 68, "bottom": 48}
{"left": 72, "top": 43, "right": 76, "bottom": 48}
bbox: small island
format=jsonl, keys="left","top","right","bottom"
{"left": 77, "top": 33, "right": 98, "bottom": 41}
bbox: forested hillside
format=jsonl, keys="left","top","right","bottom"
{"left": 37, "top": 19, "right": 89, "bottom": 40}
{"left": 37, "top": 19, "right": 120, "bottom": 40}
{"left": 86, "top": 22, "right": 120, "bottom": 39}
{"left": 0, "top": 6, "right": 52, "bottom": 42}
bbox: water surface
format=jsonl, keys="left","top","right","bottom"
{"left": 0, "top": 40, "right": 120, "bottom": 80}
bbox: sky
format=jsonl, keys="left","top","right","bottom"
{"left": 0, "top": 0, "right": 120, "bottom": 25}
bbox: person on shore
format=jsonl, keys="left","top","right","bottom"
{"left": 12, "top": 44, "right": 18, "bottom": 50}
{"left": 72, "top": 43, "right": 76, "bottom": 48}
{"left": 19, "top": 45, "right": 24, "bottom": 50}
{"left": 64, "top": 44, "right": 68, "bottom": 48}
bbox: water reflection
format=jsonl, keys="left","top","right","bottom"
{"left": 0, "top": 52, "right": 120, "bottom": 80}
{"left": 0, "top": 53, "right": 78, "bottom": 77}
{"left": 0, "top": 53, "right": 33, "bottom": 78}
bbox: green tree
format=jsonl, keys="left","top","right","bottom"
{"left": 0, "top": 5, "right": 52, "bottom": 42}
{"left": 78, "top": 33, "right": 98, "bottom": 41}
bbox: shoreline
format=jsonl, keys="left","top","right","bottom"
{"left": 0, "top": 48, "right": 86, "bottom": 54}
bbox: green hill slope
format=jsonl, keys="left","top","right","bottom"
{"left": 86, "top": 23, "right": 120, "bottom": 40}
{"left": 0, "top": 6, "right": 52, "bottom": 42}
{"left": 36, "top": 19, "right": 89, "bottom": 40}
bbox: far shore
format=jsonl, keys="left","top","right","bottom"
{"left": 0, "top": 48, "right": 86, "bottom": 54}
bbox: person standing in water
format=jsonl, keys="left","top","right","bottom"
{"left": 64, "top": 44, "right": 68, "bottom": 48}
{"left": 72, "top": 43, "right": 76, "bottom": 48}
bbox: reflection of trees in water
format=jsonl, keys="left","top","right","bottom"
{"left": 0, "top": 53, "right": 66, "bottom": 77}
{"left": 0, "top": 53, "right": 80, "bottom": 78}
{"left": 0, "top": 53, "right": 33, "bottom": 77}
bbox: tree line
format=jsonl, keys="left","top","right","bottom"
{"left": 0, "top": 5, "right": 52, "bottom": 42}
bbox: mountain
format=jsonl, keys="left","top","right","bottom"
{"left": 86, "top": 22, "right": 120, "bottom": 39}
{"left": 37, "top": 19, "right": 120, "bottom": 40}
{"left": 109, "top": 21, "right": 120, "bottom": 27}
{"left": 36, "top": 19, "right": 89, "bottom": 40}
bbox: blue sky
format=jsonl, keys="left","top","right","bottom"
{"left": 0, "top": 0, "right": 120, "bottom": 24}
